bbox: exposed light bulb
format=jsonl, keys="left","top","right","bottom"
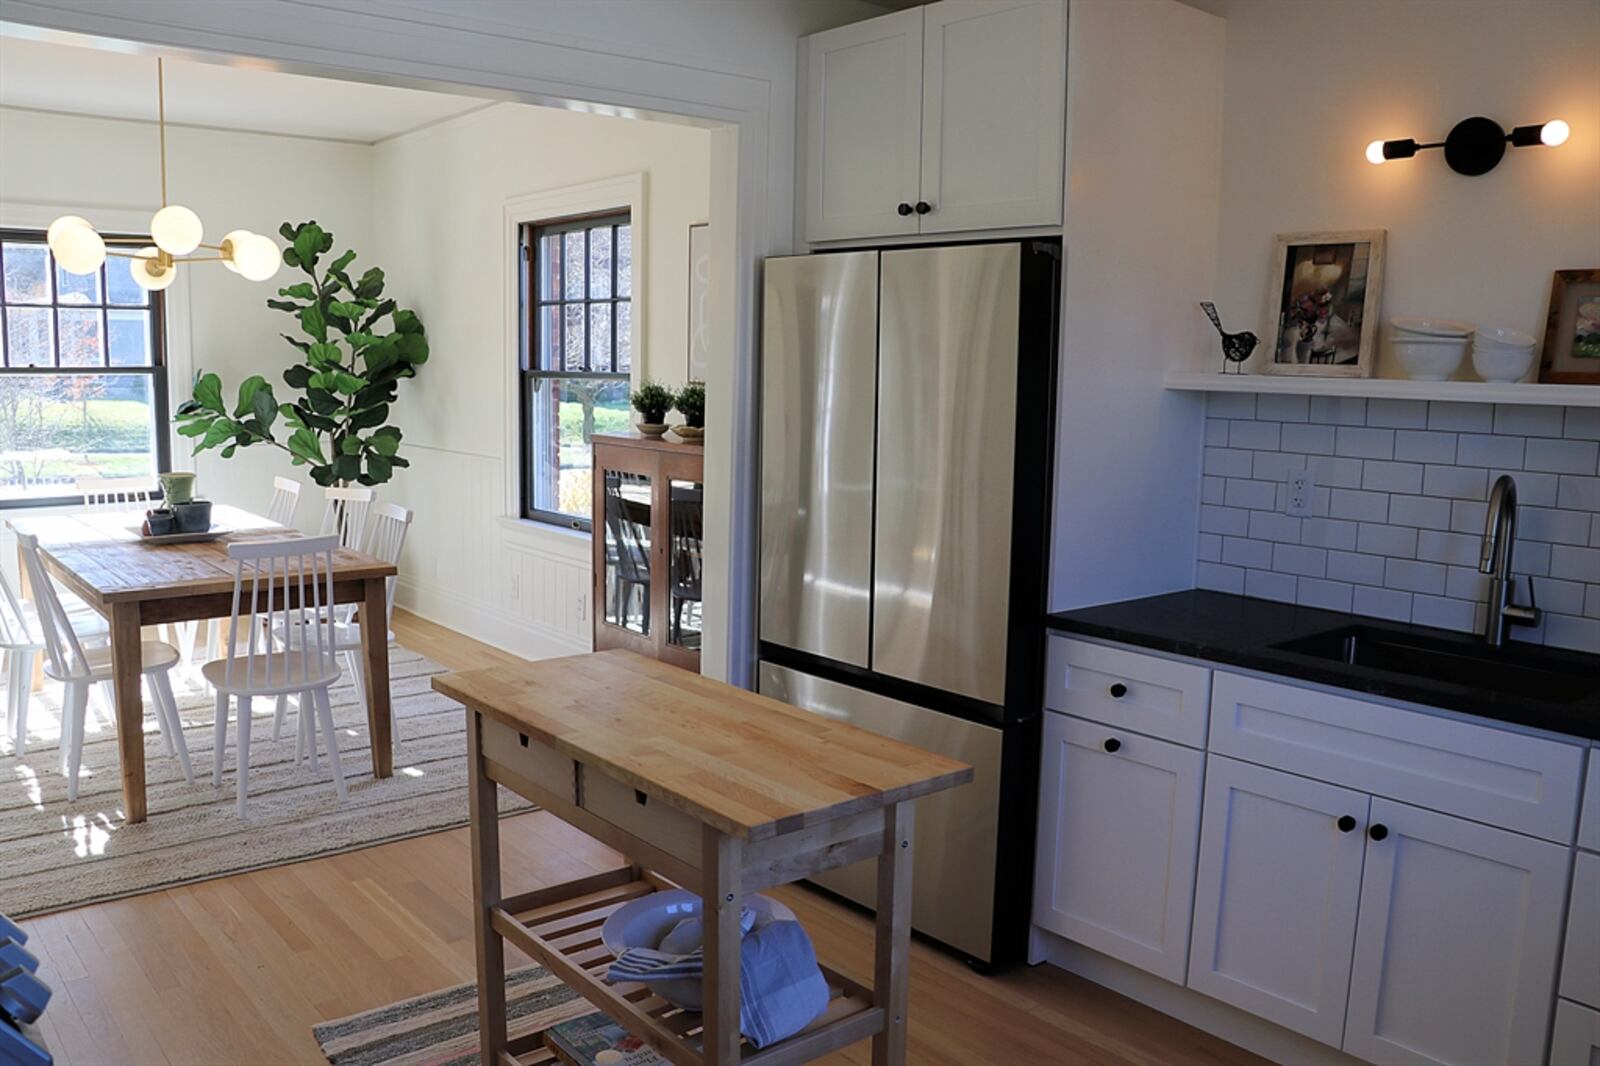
{"left": 1366, "top": 140, "right": 1388, "bottom": 165}
{"left": 220, "top": 229, "right": 254, "bottom": 274}
{"left": 51, "top": 221, "right": 106, "bottom": 274}
{"left": 1541, "top": 119, "right": 1570, "bottom": 147}
{"left": 233, "top": 233, "right": 282, "bottom": 282}
{"left": 150, "top": 204, "right": 203, "bottom": 256}
{"left": 130, "top": 247, "right": 176, "bottom": 292}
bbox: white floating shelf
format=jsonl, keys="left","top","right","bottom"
{"left": 1164, "top": 371, "right": 1598, "bottom": 408}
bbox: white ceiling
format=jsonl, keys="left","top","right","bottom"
{"left": 0, "top": 35, "right": 489, "bottom": 143}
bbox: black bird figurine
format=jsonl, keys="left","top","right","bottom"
{"left": 1200, "top": 302, "right": 1258, "bottom": 373}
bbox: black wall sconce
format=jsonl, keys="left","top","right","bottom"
{"left": 1366, "top": 117, "right": 1569, "bottom": 175}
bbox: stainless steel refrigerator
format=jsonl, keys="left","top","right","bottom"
{"left": 757, "top": 240, "right": 1059, "bottom": 970}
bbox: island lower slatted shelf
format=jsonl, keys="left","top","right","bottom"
{"left": 434, "top": 649, "right": 974, "bottom": 1066}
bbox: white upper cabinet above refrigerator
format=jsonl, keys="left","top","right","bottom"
{"left": 802, "top": 0, "right": 1066, "bottom": 243}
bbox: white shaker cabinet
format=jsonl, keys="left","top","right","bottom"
{"left": 1550, "top": 1000, "right": 1600, "bottom": 1066}
{"left": 1186, "top": 757, "right": 1369, "bottom": 1047}
{"left": 802, "top": 1, "right": 1065, "bottom": 243}
{"left": 1343, "top": 799, "right": 1570, "bottom": 1066}
{"left": 1032, "top": 712, "right": 1203, "bottom": 983}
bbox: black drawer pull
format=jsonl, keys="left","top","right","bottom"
{"left": 897, "top": 202, "right": 913, "bottom": 216}
{"left": 518, "top": 733, "right": 529, "bottom": 748}
{"left": 1103, "top": 738, "right": 1121, "bottom": 753}
{"left": 634, "top": 789, "right": 649, "bottom": 806}
{"left": 1108, "top": 683, "right": 1128, "bottom": 699}
{"left": 914, "top": 200, "right": 932, "bottom": 215}
{"left": 1369, "top": 823, "right": 1389, "bottom": 841}
{"left": 1337, "top": 815, "right": 1357, "bottom": 833}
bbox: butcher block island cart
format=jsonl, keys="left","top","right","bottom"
{"left": 432, "top": 649, "right": 973, "bottom": 1066}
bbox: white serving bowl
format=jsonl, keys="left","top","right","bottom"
{"left": 1392, "top": 317, "right": 1474, "bottom": 339}
{"left": 1394, "top": 335, "right": 1470, "bottom": 381}
{"left": 1471, "top": 326, "right": 1537, "bottom": 383}
{"left": 600, "top": 889, "right": 796, "bottom": 1010}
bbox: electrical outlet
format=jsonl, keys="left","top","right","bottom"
{"left": 509, "top": 573, "right": 521, "bottom": 601}
{"left": 1286, "top": 469, "right": 1314, "bottom": 517}
{"left": 576, "top": 592, "right": 587, "bottom": 622}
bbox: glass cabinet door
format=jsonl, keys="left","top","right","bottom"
{"left": 602, "top": 469, "right": 653, "bottom": 635}
{"left": 666, "top": 479, "right": 704, "bottom": 651}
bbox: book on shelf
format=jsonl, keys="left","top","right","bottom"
{"left": 544, "top": 1011, "right": 670, "bottom": 1066}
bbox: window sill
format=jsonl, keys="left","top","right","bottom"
{"left": 496, "top": 515, "right": 591, "bottom": 558}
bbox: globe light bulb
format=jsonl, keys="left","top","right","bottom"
{"left": 219, "top": 229, "right": 254, "bottom": 274}
{"left": 52, "top": 223, "right": 107, "bottom": 274}
{"left": 150, "top": 204, "right": 203, "bottom": 255}
{"left": 233, "top": 233, "right": 282, "bottom": 282}
{"left": 130, "top": 247, "right": 176, "bottom": 292}
{"left": 1541, "top": 119, "right": 1569, "bottom": 147}
{"left": 46, "top": 215, "right": 93, "bottom": 247}
{"left": 1366, "top": 140, "right": 1388, "bottom": 165}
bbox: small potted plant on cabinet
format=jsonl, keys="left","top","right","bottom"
{"left": 631, "top": 380, "right": 674, "bottom": 437}
{"left": 673, "top": 381, "right": 705, "bottom": 441}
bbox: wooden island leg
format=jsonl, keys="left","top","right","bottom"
{"left": 109, "top": 602, "right": 148, "bottom": 824}
{"left": 872, "top": 801, "right": 915, "bottom": 1066}
{"left": 703, "top": 826, "right": 744, "bottom": 1066}
{"left": 467, "top": 711, "right": 508, "bottom": 1063}
{"left": 360, "top": 576, "right": 393, "bottom": 778}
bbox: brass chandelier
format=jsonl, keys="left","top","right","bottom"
{"left": 47, "top": 58, "right": 282, "bottom": 290}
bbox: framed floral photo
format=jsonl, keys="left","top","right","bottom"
{"left": 1538, "top": 269, "right": 1600, "bottom": 385}
{"left": 1264, "top": 229, "right": 1385, "bottom": 378}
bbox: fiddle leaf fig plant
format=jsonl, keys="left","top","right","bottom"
{"left": 174, "top": 220, "right": 428, "bottom": 486}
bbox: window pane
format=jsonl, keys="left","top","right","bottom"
{"left": 528, "top": 375, "right": 630, "bottom": 522}
{"left": 616, "top": 225, "right": 632, "bottom": 298}
{"left": 535, "top": 305, "right": 561, "bottom": 372}
{"left": 107, "top": 309, "right": 152, "bottom": 367}
{"left": 55, "top": 263, "right": 101, "bottom": 305}
{"left": 6, "top": 307, "right": 54, "bottom": 367}
{"left": 106, "top": 258, "right": 148, "bottom": 306}
{"left": 563, "top": 304, "right": 586, "bottom": 371}
{"left": 0, "top": 373, "right": 158, "bottom": 502}
{"left": 603, "top": 470, "right": 652, "bottom": 635}
{"left": 57, "top": 308, "right": 104, "bottom": 367}
{"left": 667, "top": 479, "right": 703, "bottom": 649}
{"left": 3, "top": 243, "right": 51, "bottom": 304}
{"left": 616, "top": 301, "right": 632, "bottom": 372}
{"left": 538, "top": 233, "right": 563, "bottom": 301}
{"left": 563, "top": 231, "right": 586, "bottom": 299}
{"left": 589, "top": 303, "right": 612, "bottom": 373}
{"left": 589, "top": 226, "right": 612, "bottom": 299}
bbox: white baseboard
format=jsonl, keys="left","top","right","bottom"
{"left": 1031, "top": 927, "right": 1364, "bottom": 1066}
{"left": 396, "top": 576, "right": 590, "bottom": 662}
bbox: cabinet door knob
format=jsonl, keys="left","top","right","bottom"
{"left": 1107, "top": 682, "right": 1128, "bottom": 699}
{"left": 1103, "top": 738, "right": 1121, "bottom": 753}
{"left": 1337, "top": 815, "right": 1357, "bottom": 833}
{"left": 897, "top": 202, "right": 914, "bottom": 216}
{"left": 1368, "top": 823, "right": 1389, "bottom": 841}
{"left": 915, "top": 200, "right": 932, "bottom": 214}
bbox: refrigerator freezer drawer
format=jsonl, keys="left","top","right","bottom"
{"left": 873, "top": 243, "right": 1019, "bottom": 704}
{"left": 758, "top": 661, "right": 1001, "bottom": 962}
{"left": 759, "top": 252, "right": 879, "bottom": 668}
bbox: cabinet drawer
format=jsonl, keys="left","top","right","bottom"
{"left": 1580, "top": 753, "right": 1600, "bottom": 852}
{"left": 479, "top": 716, "right": 576, "bottom": 805}
{"left": 1550, "top": 999, "right": 1600, "bottom": 1066}
{"left": 1045, "top": 637, "right": 1210, "bottom": 747}
{"left": 1209, "top": 672, "right": 1585, "bottom": 843}
{"left": 1562, "top": 852, "right": 1600, "bottom": 1010}
{"left": 581, "top": 769, "right": 702, "bottom": 871}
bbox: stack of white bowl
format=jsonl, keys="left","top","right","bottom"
{"left": 1392, "top": 318, "right": 1474, "bottom": 381}
{"left": 1471, "top": 326, "right": 1537, "bottom": 383}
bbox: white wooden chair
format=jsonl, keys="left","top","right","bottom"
{"left": 206, "top": 535, "right": 346, "bottom": 817}
{"left": 319, "top": 486, "right": 374, "bottom": 551}
{"left": 17, "top": 533, "right": 191, "bottom": 800}
{"left": 267, "top": 476, "right": 301, "bottom": 528}
{"left": 76, "top": 477, "right": 155, "bottom": 511}
{"left": 270, "top": 503, "right": 412, "bottom": 752}
{"left": 0, "top": 568, "right": 43, "bottom": 756}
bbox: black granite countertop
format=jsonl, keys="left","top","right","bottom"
{"left": 1046, "top": 590, "right": 1600, "bottom": 740}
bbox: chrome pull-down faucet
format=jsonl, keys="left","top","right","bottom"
{"left": 1480, "top": 474, "right": 1540, "bottom": 646}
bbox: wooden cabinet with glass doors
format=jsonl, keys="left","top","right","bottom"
{"left": 590, "top": 432, "right": 704, "bottom": 671}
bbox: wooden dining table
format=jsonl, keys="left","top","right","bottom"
{"left": 6, "top": 504, "right": 398, "bottom": 824}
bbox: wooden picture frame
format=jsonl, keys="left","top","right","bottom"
{"left": 1538, "top": 269, "right": 1600, "bottom": 385}
{"left": 1264, "top": 229, "right": 1386, "bottom": 378}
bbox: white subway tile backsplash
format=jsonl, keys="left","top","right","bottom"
{"left": 1193, "top": 401, "right": 1598, "bottom": 651}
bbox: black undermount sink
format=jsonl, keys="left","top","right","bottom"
{"left": 1271, "top": 625, "right": 1600, "bottom": 705}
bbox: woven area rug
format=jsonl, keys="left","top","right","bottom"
{"left": 314, "top": 965, "right": 590, "bottom": 1066}
{"left": 0, "top": 645, "right": 529, "bottom": 917}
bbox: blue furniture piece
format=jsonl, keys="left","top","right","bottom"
{"left": 0, "top": 914, "right": 49, "bottom": 1066}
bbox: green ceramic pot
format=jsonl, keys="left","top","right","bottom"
{"left": 158, "top": 471, "right": 197, "bottom": 504}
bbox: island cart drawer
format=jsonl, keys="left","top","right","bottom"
{"left": 1046, "top": 636, "right": 1211, "bottom": 748}
{"left": 477, "top": 715, "right": 577, "bottom": 805}
{"left": 581, "top": 768, "right": 703, "bottom": 870}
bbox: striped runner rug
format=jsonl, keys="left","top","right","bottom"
{"left": 313, "top": 965, "right": 591, "bottom": 1066}
{"left": 0, "top": 645, "right": 531, "bottom": 917}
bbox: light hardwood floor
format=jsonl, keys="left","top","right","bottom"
{"left": 19, "top": 610, "right": 1265, "bottom": 1066}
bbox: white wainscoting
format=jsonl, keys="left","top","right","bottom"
{"left": 392, "top": 443, "right": 591, "bottom": 661}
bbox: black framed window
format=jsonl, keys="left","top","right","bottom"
{"left": 520, "top": 211, "right": 632, "bottom": 530}
{"left": 0, "top": 229, "right": 170, "bottom": 508}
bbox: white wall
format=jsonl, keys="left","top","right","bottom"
{"left": 1048, "top": 0, "right": 1225, "bottom": 610}
{"left": 0, "top": 105, "right": 375, "bottom": 525}
{"left": 1201, "top": 0, "right": 1600, "bottom": 377}
{"left": 369, "top": 103, "right": 712, "bottom": 659}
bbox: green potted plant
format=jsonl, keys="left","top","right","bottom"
{"left": 630, "top": 380, "right": 674, "bottom": 437}
{"left": 174, "top": 219, "right": 428, "bottom": 486}
{"left": 672, "top": 380, "right": 705, "bottom": 441}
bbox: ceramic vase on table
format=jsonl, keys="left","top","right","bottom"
{"left": 158, "top": 471, "right": 196, "bottom": 504}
